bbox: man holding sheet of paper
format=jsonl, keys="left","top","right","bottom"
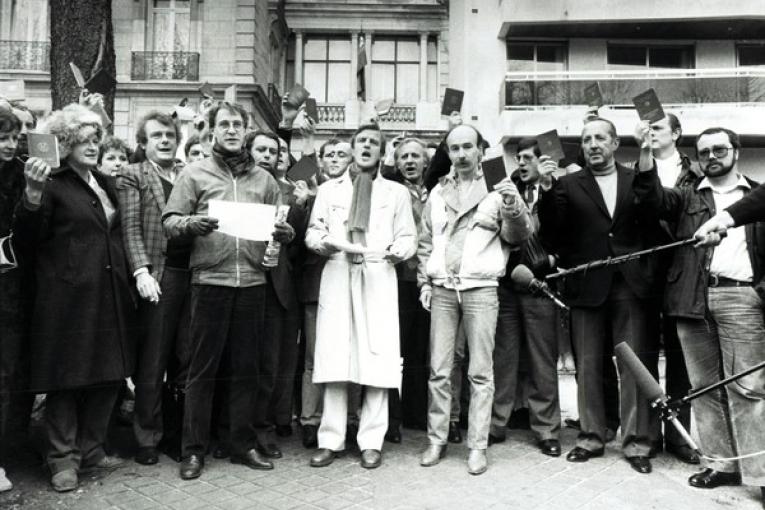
{"left": 162, "top": 102, "right": 295, "bottom": 481}
{"left": 305, "top": 123, "right": 417, "bottom": 470}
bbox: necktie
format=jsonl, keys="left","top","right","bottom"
{"left": 525, "top": 184, "right": 535, "bottom": 206}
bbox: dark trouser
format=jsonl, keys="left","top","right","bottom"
{"left": 570, "top": 275, "right": 656, "bottom": 457}
{"left": 491, "top": 287, "right": 561, "bottom": 440}
{"left": 45, "top": 383, "right": 120, "bottom": 474}
{"left": 389, "top": 280, "right": 430, "bottom": 431}
{"left": 0, "top": 270, "right": 33, "bottom": 464}
{"left": 661, "top": 315, "right": 691, "bottom": 448}
{"left": 182, "top": 285, "right": 264, "bottom": 458}
{"left": 253, "top": 282, "right": 300, "bottom": 442}
{"left": 133, "top": 267, "right": 191, "bottom": 449}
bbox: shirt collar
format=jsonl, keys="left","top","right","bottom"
{"left": 697, "top": 174, "right": 750, "bottom": 192}
{"left": 443, "top": 166, "right": 484, "bottom": 187}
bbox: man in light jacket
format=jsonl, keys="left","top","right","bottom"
{"left": 418, "top": 124, "right": 532, "bottom": 475}
{"left": 305, "top": 124, "right": 417, "bottom": 470}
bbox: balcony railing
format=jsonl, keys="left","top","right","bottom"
{"left": 379, "top": 105, "right": 417, "bottom": 123}
{"left": 317, "top": 103, "right": 345, "bottom": 125}
{"left": 503, "top": 68, "right": 765, "bottom": 108}
{"left": 131, "top": 51, "right": 200, "bottom": 81}
{"left": 0, "top": 41, "right": 49, "bottom": 71}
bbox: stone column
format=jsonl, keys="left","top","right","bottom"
{"left": 350, "top": 32, "right": 359, "bottom": 101}
{"left": 419, "top": 32, "right": 429, "bottom": 102}
{"left": 295, "top": 31, "right": 304, "bottom": 85}
{"left": 363, "top": 31, "right": 373, "bottom": 100}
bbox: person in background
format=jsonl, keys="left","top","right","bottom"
{"left": 13, "top": 104, "right": 135, "bottom": 492}
{"left": 184, "top": 133, "right": 210, "bottom": 163}
{"left": 386, "top": 137, "right": 431, "bottom": 443}
{"left": 97, "top": 135, "right": 132, "bottom": 177}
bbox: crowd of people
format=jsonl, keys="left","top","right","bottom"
{"left": 0, "top": 88, "right": 762, "bottom": 508}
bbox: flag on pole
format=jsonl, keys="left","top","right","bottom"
{"left": 357, "top": 35, "right": 367, "bottom": 101}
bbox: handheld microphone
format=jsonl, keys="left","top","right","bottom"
{"left": 614, "top": 342, "right": 701, "bottom": 455}
{"left": 510, "top": 264, "right": 569, "bottom": 310}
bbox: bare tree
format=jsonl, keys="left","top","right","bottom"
{"left": 49, "top": 0, "right": 116, "bottom": 119}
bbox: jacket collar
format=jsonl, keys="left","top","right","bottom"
{"left": 142, "top": 159, "right": 168, "bottom": 210}
{"left": 574, "top": 163, "right": 633, "bottom": 222}
{"left": 439, "top": 167, "right": 488, "bottom": 220}
{"left": 697, "top": 173, "right": 751, "bottom": 192}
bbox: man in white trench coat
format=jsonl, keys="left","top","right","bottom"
{"left": 305, "top": 123, "right": 417, "bottom": 469}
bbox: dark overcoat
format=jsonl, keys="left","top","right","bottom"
{"left": 13, "top": 165, "right": 136, "bottom": 392}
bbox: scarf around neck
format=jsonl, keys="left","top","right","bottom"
{"left": 213, "top": 143, "right": 253, "bottom": 177}
{"left": 347, "top": 165, "right": 377, "bottom": 245}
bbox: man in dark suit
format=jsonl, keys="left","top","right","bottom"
{"left": 117, "top": 111, "right": 192, "bottom": 466}
{"left": 538, "top": 118, "right": 659, "bottom": 474}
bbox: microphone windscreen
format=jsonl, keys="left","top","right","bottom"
{"left": 614, "top": 342, "right": 665, "bottom": 402}
{"left": 510, "top": 264, "right": 535, "bottom": 287}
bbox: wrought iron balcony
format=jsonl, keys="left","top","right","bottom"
{"left": 0, "top": 41, "right": 50, "bottom": 71}
{"left": 503, "top": 68, "right": 765, "bottom": 108}
{"left": 131, "top": 51, "right": 200, "bottom": 81}
{"left": 379, "top": 105, "right": 417, "bottom": 123}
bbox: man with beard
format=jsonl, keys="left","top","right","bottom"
{"left": 118, "top": 112, "right": 191, "bottom": 466}
{"left": 538, "top": 118, "right": 659, "bottom": 474}
{"left": 299, "top": 138, "right": 354, "bottom": 448}
{"left": 163, "top": 103, "right": 295, "bottom": 480}
{"left": 634, "top": 126, "right": 765, "bottom": 508}
{"left": 305, "top": 124, "right": 416, "bottom": 469}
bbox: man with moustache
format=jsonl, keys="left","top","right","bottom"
{"left": 538, "top": 118, "right": 659, "bottom": 474}
{"left": 386, "top": 138, "right": 431, "bottom": 441}
{"left": 298, "top": 138, "right": 353, "bottom": 448}
{"left": 118, "top": 112, "right": 191, "bottom": 466}
{"left": 634, "top": 126, "right": 765, "bottom": 507}
{"left": 418, "top": 125, "right": 532, "bottom": 475}
{"left": 163, "top": 103, "right": 295, "bottom": 480}
{"left": 305, "top": 124, "right": 417, "bottom": 469}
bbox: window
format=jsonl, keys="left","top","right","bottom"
{"left": 286, "top": 35, "right": 351, "bottom": 103}
{"left": 738, "top": 44, "right": 765, "bottom": 67}
{"left": 9, "top": 0, "right": 49, "bottom": 41}
{"left": 506, "top": 42, "right": 567, "bottom": 72}
{"left": 607, "top": 44, "right": 694, "bottom": 69}
{"left": 149, "top": 0, "right": 191, "bottom": 52}
{"left": 371, "top": 37, "right": 421, "bottom": 104}
{"left": 426, "top": 37, "right": 439, "bottom": 102}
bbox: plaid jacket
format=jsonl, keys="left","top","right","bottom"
{"left": 117, "top": 160, "right": 176, "bottom": 282}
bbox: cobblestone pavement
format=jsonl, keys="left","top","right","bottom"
{"left": 1, "top": 373, "right": 761, "bottom": 510}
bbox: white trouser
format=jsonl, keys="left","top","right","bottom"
{"left": 317, "top": 382, "right": 388, "bottom": 451}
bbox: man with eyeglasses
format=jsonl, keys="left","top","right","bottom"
{"left": 163, "top": 102, "right": 295, "bottom": 480}
{"left": 633, "top": 126, "right": 765, "bottom": 507}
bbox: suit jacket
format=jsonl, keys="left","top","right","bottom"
{"left": 117, "top": 160, "right": 177, "bottom": 282}
{"left": 538, "top": 163, "right": 659, "bottom": 307}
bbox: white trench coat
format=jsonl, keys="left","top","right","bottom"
{"left": 305, "top": 173, "right": 417, "bottom": 388}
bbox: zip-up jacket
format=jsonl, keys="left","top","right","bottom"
{"left": 162, "top": 155, "right": 281, "bottom": 287}
{"left": 417, "top": 170, "right": 533, "bottom": 291}
{"left": 633, "top": 167, "right": 765, "bottom": 319}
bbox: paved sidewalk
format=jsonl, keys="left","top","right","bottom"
{"left": 1, "top": 373, "right": 761, "bottom": 510}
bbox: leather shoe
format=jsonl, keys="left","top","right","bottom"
{"left": 231, "top": 449, "right": 274, "bottom": 470}
{"left": 212, "top": 444, "right": 230, "bottom": 459}
{"left": 538, "top": 439, "right": 561, "bottom": 457}
{"left": 447, "top": 422, "right": 463, "bottom": 444}
{"left": 360, "top": 449, "right": 382, "bottom": 469}
{"left": 82, "top": 455, "right": 126, "bottom": 470}
{"left": 666, "top": 443, "right": 700, "bottom": 465}
{"left": 688, "top": 468, "right": 741, "bottom": 489}
{"left": 566, "top": 447, "right": 604, "bottom": 463}
{"left": 310, "top": 448, "right": 343, "bottom": 467}
{"left": 51, "top": 469, "right": 78, "bottom": 492}
{"left": 256, "top": 441, "right": 282, "bottom": 459}
{"left": 626, "top": 456, "right": 652, "bottom": 474}
{"left": 180, "top": 454, "right": 204, "bottom": 480}
{"left": 385, "top": 426, "right": 402, "bottom": 443}
{"left": 488, "top": 433, "right": 506, "bottom": 446}
{"left": 302, "top": 425, "right": 318, "bottom": 449}
{"left": 135, "top": 447, "right": 159, "bottom": 465}
{"left": 420, "top": 444, "right": 446, "bottom": 467}
{"left": 467, "top": 449, "right": 487, "bottom": 475}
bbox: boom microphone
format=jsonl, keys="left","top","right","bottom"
{"left": 510, "top": 264, "right": 568, "bottom": 310}
{"left": 614, "top": 341, "right": 701, "bottom": 454}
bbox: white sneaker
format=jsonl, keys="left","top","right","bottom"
{"left": 0, "top": 467, "right": 13, "bottom": 492}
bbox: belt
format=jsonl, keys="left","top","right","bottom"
{"left": 708, "top": 274, "right": 751, "bottom": 288}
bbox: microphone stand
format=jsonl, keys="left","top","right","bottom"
{"left": 546, "top": 237, "right": 709, "bottom": 282}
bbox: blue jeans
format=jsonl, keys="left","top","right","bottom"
{"left": 676, "top": 286, "right": 765, "bottom": 486}
{"left": 428, "top": 286, "right": 498, "bottom": 450}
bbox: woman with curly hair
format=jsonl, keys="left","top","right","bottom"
{"left": 13, "top": 103, "right": 135, "bottom": 492}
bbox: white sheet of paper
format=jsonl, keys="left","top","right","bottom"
{"left": 208, "top": 199, "right": 276, "bottom": 241}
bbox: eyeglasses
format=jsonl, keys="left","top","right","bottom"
{"left": 515, "top": 154, "right": 535, "bottom": 163}
{"left": 698, "top": 146, "right": 733, "bottom": 160}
